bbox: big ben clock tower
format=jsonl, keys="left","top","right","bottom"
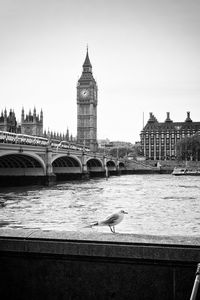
{"left": 77, "top": 48, "right": 98, "bottom": 152}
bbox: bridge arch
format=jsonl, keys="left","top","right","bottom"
{"left": 52, "top": 154, "right": 82, "bottom": 174}
{"left": 86, "top": 157, "right": 103, "bottom": 173}
{"left": 0, "top": 152, "right": 46, "bottom": 175}
{"left": 119, "top": 162, "right": 125, "bottom": 169}
{"left": 106, "top": 160, "right": 116, "bottom": 167}
{"left": 106, "top": 160, "right": 117, "bottom": 173}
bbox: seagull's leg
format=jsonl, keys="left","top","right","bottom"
{"left": 108, "top": 225, "right": 117, "bottom": 234}
{"left": 109, "top": 225, "right": 113, "bottom": 233}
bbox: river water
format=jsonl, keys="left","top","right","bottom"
{"left": 0, "top": 174, "right": 200, "bottom": 236}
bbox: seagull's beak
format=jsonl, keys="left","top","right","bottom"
{"left": 124, "top": 211, "right": 128, "bottom": 214}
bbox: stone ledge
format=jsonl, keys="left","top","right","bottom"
{"left": 1, "top": 229, "right": 200, "bottom": 263}
{"left": 0, "top": 228, "right": 200, "bottom": 246}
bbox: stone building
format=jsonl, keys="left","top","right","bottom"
{"left": 0, "top": 107, "right": 43, "bottom": 136}
{"left": 77, "top": 48, "right": 98, "bottom": 151}
{"left": 21, "top": 107, "right": 43, "bottom": 136}
{"left": 0, "top": 109, "right": 18, "bottom": 132}
{"left": 0, "top": 107, "right": 75, "bottom": 142}
{"left": 140, "top": 112, "right": 200, "bottom": 160}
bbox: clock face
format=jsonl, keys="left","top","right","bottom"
{"left": 81, "top": 89, "right": 89, "bottom": 98}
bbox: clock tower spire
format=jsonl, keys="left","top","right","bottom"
{"left": 82, "top": 46, "right": 92, "bottom": 72}
{"left": 77, "top": 48, "right": 98, "bottom": 152}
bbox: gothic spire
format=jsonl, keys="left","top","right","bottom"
{"left": 83, "top": 46, "right": 92, "bottom": 69}
{"left": 78, "top": 47, "right": 95, "bottom": 82}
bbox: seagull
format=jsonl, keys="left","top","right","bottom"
{"left": 85, "top": 210, "right": 128, "bottom": 233}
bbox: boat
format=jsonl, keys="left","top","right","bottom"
{"left": 172, "top": 167, "right": 200, "bottom": 176}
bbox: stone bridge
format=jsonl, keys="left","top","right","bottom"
{"left": 0, "top": 143, "right": 127, "bottom": 185}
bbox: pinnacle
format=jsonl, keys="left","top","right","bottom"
{"left": 83, "top": 48, "right": 92, "bottom": 68}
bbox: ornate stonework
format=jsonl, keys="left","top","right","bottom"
{"left": 77, "top": 49, "right": 98, "bottom": 151}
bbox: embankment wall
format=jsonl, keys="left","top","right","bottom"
{"left": 0, "top": 229, "right": 200, "bottom": 300}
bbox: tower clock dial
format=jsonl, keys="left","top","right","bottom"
{"left": 81, "top": 89, "right": 89, "bottom": 98}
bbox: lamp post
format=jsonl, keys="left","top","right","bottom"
{"left": 190, "top": 263, "right": 200, "bottom": 300}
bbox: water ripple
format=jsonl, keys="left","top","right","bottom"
{"left": 0, "top": 174, "right": 200, "bottom": 236}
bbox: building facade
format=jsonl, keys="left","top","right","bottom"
{"left": 0, "top": 109, "right": 18, "bottom": 132}
{"left": 77, "top": 49, "right": 98, "bottom": 152}
{"left": 21, "top": 107, "right": 43, "bottom": 136}
{"left": 140, "top": 112, "right": 200, "bottom": 160}
{"left": 0, "top": 107, "right": 43, "bottom": 136}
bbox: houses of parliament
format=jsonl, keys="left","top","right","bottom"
{"left": 0, "top": 107, "right": 73, "bottom": 142}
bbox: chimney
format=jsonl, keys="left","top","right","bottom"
{"left": 165, "top": 112, "right": 172, "bottom": 122}
{"left": 148, "top": 112, "right": 158, "bottom": 123}
{"left": 185, "top": 111, "right": 192, "bottom": 122}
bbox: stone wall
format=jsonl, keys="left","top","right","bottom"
{"left": 0, "top": 229, "right": 200, "bottom": 300}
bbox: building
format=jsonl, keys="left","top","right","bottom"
{"left": 98, "top": 138, "right": 111, "bottom": 148}
{"left": 77, "top": 48, "right": 98, "bottom": 152}
{"left": 0, "top": 109, "right": 17, "bottom": 132}
{"left": 0, "top": 107, "right": 43, "bottom": 136}
{"left": 21, "top": 107, "right": 43, "bottom": 136}
{"left": 140, "top": 112, "right": 200, "bottom": 160}
{"left": 0, "top": 106, "right": 75, "bottom": 141}
{"left": 110, "top": 141, "right": 133, "bottom": 148}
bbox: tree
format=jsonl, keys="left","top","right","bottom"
{"left": 176, "top": 134, "right": 200, "bottom": 161}
{"left": 108, "top": 147, "right": 132, "bottom": 158}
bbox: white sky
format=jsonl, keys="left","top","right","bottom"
{"left": 0, "top": 0, "right": 199, "bottom": 143}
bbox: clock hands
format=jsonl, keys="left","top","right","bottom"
{"left": 81, "top": 89, "right": 89, "bottom": 97}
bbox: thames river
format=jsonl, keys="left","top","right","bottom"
{"left": 0, "top": 174, "right": 200, "bottom": 236}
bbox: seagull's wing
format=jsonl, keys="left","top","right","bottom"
{"left": 101, "top": 213, "right": 120, "bottom": 226}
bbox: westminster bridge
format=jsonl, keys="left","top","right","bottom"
{"left": 0, "top": 142, "right": 129, "bottom": 186}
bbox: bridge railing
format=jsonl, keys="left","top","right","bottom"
{"left": 0, "top": 131, "right": 91, "bottom": 153}
{"left": 0, "top": 131, "right": 126, "bottom": 167}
